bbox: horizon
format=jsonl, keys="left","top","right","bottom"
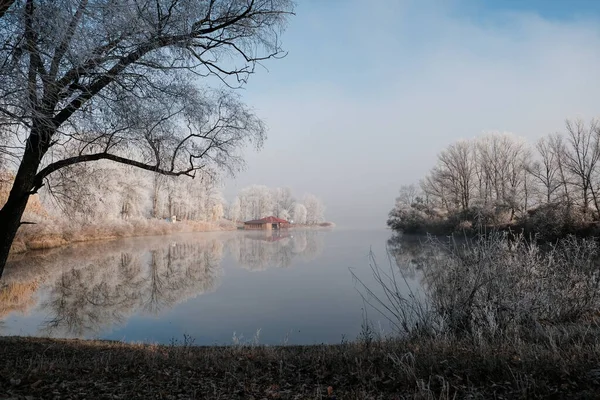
{"left": 221, "top": 0, "right": 600, "bottom": 229}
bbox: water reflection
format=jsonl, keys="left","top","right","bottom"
{"left": 228, "top": 230, "right": 324, "bottom": 271}
{"left": 386, "top": 234, "right": 431, "bottom": 280}
{"left": 0, "top": 230, "right": 324, "bottom": 337}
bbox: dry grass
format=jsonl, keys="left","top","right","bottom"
{"left": 10, "top": 218, "right": 237, "bottom": 254}
{"left": 0, "top": 281, "right": 39, "bottom": 319}
{"left": 0, "top": 335, "right": 599, "bottom": 399}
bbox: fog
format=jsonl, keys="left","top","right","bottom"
{"left": 221, "top": 0, "right": 600, "bottom": 228}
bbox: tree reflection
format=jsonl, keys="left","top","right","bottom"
{"left": 228, "top": 230, "right": 324, "bottom": 271}
{"left": 386, "top": 233, "right": 439, "bottom": 280}
{"left": 142, "top": 241, "right": 222, "bottom": 313}
{"left": 42, "top": 252, "right": 147, "bottom": 336}
{"left": 40, "top": 239, "right": 223, "bottom": 336}
{"left": 0, "top": 230, "right": 325, "bottom": 337}
{"left": 0, "top": 281, "right": 39, "bottom": 319}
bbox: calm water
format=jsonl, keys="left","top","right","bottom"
{"left": 0, "top": 229, "right": 419, "bottom": 345}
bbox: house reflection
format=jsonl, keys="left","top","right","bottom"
{"left": 227, "top": 229, "right": 324, "bottom": 271}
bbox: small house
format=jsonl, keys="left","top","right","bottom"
{"left": 243, "top": 216, "right": 290, "bottom": 230}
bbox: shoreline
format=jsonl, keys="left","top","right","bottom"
{"left": 9, "top": 220, "right": 336, "bottom": 256}
{"left": 9, "top": 219, "right": 238, "bottom": 255}
{"left": 1, "top": 335, "right": 598, "bottom": 399}
{"left": 389, "top": 221, "right": 600, "bottom": 241}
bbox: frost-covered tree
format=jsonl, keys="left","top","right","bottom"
{"left": 41, "top": 160, "right": 226, "bottom": 222}
{"left": 303, "top": 194, "right": 325, "bottom": 225}
{"left": 228, "top": 197, "right": 242, "bottom": 223}
{"left": 527, "top": 136, "right": 562, "bottom": 205}
{"left": 229, "top": 185, "right": 327, "bottom": 224}
{"left": 475, "top": 133, "right": 529, "bottom": 213}
{"left": 272, "top": 187, "right": 295, "bottom": 218}
{"left": 562, "top": 118, "right": 600, "bottom": 219}
{"left": 42, "top": 160, "right": 152, "bottom": 221}
{"left": 236, "top": 185, "right": 274, "bottom": 220}
{"left": 396, "top": 184, "right": 421, "bottom": 208}
{"left": 390, "top": 120, "right": 600, "bottom": 233}
{"left": 292, "top": 203, "right": 307, "bottom": 224}
{"left": 0, "top": 0, "right": 293, "bottom": 276}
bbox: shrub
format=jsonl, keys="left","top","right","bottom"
{"left": 354, "top": 231, "right": 600, "bottom": 343}
{"left": 518, "top": 202, "right": 578, "bottom": 240}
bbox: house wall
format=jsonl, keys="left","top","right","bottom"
{"left": 244, "top": 223, "right": 271, "bottom": 230}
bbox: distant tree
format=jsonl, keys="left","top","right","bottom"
{"left": 230, "top": 185, "right": 326, "bottom": 224}
{"left": 0, "top": 0, "right": 293, "bottom": 277}
{"left": 303, "top": 194, "right": 325, "bottom": 225}
{"left": 527, "top": 136, "right": 562, "bottom": 204}
{"left": 562, "top": 119, "right": 600, "bottom": 219}
{"left": 236, "top": 185, "right": 274, "bottom": 220}
{"left": 395, "top": 184, "right": 421, "bottom": 207}
{"left": 436, "top": 140, "right": 475, "bottom": 211}
{"left": 280, "top": 208, "right": 292, "bottom": 221}
{"left": 546, "top": 133, "right": 573, "bottom": 206}
{"left": 292, "top": 203, "right": 307, "bottom": 225}
{"left": 272, "top": 187, "right": 295, "bottom": 219}
{"left": 475, "top": 133, "right": 528, "bottom": 219}
{"left": 228, "top": 198, "right": 242, "bottom": 223}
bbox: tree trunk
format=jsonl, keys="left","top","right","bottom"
{"left": 0, "top": 126, "right": 49, "bottom": 278}
{"left": 0, "top": 194, "right": 30, "bottom": 278}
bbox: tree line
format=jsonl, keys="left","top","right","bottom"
{"left": 1, "top": 162, "right": 328, "bottom": 226}
{"left": 227, "top": 185, "right": 326, "bottom": 225}
{"left": 44, "top": 161, "right": 225, "bottom": 223}
{"left": 388, "top": 118, "right": 600, "bottom": 236}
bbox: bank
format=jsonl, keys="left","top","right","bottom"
{"left": 9, "top": 218, "right": 238, "bottom": 254}
{"left": 1, "top": 335, "right": 599, "bottom": 399}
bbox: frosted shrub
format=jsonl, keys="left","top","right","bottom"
{"left": 357, "top": 232, "right": 600, "bottom": 342}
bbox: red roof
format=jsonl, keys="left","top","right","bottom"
{"left": 244, "top": 216, "right": 290, "bottom": 224}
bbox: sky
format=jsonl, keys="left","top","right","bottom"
{"left": 222, "top": 0, "right": 600, "bottom": 229}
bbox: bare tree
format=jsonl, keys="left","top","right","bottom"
{"left": 420, "top": 170, "right": 449, "bottom": 212}
{"left": 436, "top": 140, "right": 474, "bottom": 212}
{"left": 527, "top": 136, "right": 562, "bottom": 204}
{"left": 547, "top": 133, "right": 572, "bottom": 206}
{"left": 0, "top": 0, "right": 293, "bottom": 276}
{"left": 395, "top": 184, "right": 420, "bottom": 207}
{"left": 475, "top": 133, "right": 528, "bottom": 219}
{"left": 562, "top": 119, "right": 600, "bottom": 219}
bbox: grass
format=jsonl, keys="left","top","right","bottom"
{"left": 1, "top": 334, "right": 599, "bottom": 399}
{"left": 10, "top": 218, "right": 237, "bottom": 254}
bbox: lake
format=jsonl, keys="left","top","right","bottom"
{"left": 0, "top": 228, "right": 421, "bottom": 345}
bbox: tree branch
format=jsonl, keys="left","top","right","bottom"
{"left": 0, "top": 0, "right": 16, "bottom": 19}
{"left": 34, "top": 152, "right": 201, "bottom": 191}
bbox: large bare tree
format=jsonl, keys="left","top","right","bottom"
{"left": 436, "top": 140, "right": 474, "bottom": 212}
{"left": 0, "top": 0, "right": 293, "bottom": 276}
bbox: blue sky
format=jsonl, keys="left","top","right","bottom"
{"left": 222, "top": 0, "right": 600, "bottom": 228}
{"left": 475, "top": 0, "right": 600, "bottom": 19}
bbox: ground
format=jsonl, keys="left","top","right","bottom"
{"left": 1, "top": 336, "right": 599, "bottom": 399}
